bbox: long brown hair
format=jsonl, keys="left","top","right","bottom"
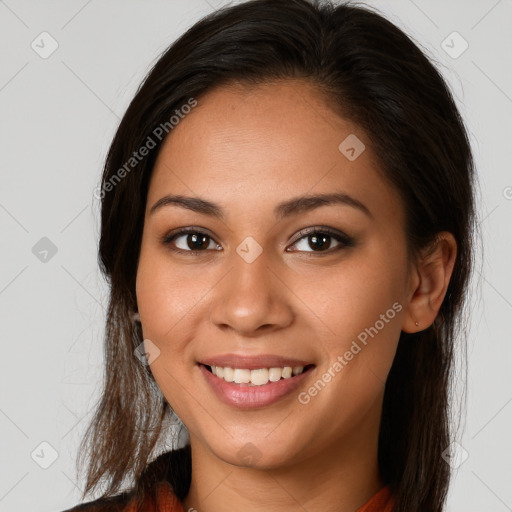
{"left": 76, "top": 1, "right": 478, "bottom": 510}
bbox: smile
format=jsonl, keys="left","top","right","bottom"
{"left": 206, "top": 364, "right": 313, "bottom": 386}
{"left": 198, "top": 363, "right": 316, "bottom": 409}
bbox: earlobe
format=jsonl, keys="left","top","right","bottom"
{"left": 401, "top": 232, "right": 457, "bottom": 333}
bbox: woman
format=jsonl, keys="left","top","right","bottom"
{"left": 63, "top": 0, "right": 476, "bottom": 510}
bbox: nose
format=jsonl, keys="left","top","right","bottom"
{"left": 208, "top": 250, "right": 294, "bottom": 337}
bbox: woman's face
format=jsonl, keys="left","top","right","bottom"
{"left": 136, "top": 80, "right": 413, "bottom": 468}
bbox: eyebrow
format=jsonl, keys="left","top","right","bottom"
{"left": 149, "top": 192, "right": 372, "bottom": 220}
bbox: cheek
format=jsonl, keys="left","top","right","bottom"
{"left": 136, "top": 247, "right": 203, "bottom": 341}
{"left": 303, "top": 246, "right": 406, "bottom": 375}
{"left": 294, "top": 253, "right": 405, "bottom": 438}
{"left": 135, "top": 250, "right": 203, "bottom": 418}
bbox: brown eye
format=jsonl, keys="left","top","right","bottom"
{"left": 288, "top": 228, "right": 354, "bottom": 253}
{"left": 161, "top": 226, "right": 354, "bottom": 255}
{"left": 162, "top": 229, "right": 220, "bottom": 253}
{"left": 182, "top": 233, "right": 211, "bottom": 251}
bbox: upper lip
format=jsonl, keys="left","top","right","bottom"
{"left": 199, "top": 353, "right": 315, "bottom": 370}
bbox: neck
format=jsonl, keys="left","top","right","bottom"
{"left": 181, "top": 396, "right": 384, "bottom": 512}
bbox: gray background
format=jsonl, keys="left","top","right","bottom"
{"left": 0, "top": 0, "right": 511, "bottom": 511}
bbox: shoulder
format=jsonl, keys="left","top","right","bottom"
{"left": 59, "top": 490, "right": 133, "bottom": 511}
{"left": 60, "top": 445, "right": 190, "bottom": 512}
{"left": 60, "top": 482, "right": 184, "bottom": 512}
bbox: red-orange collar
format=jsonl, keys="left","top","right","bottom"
{"left": 356, "top": 485, "right": 395, "bottom": 512}
{"left": 148, "top": 482, "right": 394, "bottom": 512}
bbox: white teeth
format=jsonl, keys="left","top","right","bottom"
{"left": 268, "top": 367, "right": 282, "bottom": 382}
{"left": 233, "top": 368, "right": 250, "bottom": 384}
{"left": 209, "top": 365, "right": 306, "bottom": 386}
{"left": 223, "top": 367, "right": 234, "bottom": 382}
{"left": 250, "top": 368, "right": 269, "bottom": 386}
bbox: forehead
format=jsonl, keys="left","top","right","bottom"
{"left": 147, "top": 80, "right": 402, "bottom": 224}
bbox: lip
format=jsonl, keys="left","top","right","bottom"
{"left": 198, "top": 362, "right": 315, "bottom": 409}
{"left": 198, "top": 353, "right": 314, "bottom": 370}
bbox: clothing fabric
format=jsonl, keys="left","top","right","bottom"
{"left": 356, "top": 486, "right": 395, "bottom": 512}
{"left": 129, "top": 482, "right": 183, "bottom": 512}
{"left": 149, "top": 482, "right": 395, "bottom": 512}
{"left": 63, "top": 482, "right": 394, "bottom": 512}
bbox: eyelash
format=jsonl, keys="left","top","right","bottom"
{"left": 160, "top": 226, "right": 355, "bottom": 256}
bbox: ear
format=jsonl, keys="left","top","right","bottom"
{"left": 402, "top": 232, "right": 457, "bottom": 333}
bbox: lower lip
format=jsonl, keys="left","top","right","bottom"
{"left": 198, "top": 363, "right": 314, "bottom": 409}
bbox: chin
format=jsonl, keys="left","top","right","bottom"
{"left": 209, "top": 436, "right": 300, "bottom": 469}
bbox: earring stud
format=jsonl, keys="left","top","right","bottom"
{"left": 415, "top": 321, "right": 419, "bottom": 326}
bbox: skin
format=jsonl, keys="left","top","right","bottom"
{"left": 135, "top": 80, "right": 457, "bottom": 512}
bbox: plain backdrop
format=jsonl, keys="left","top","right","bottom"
{"left": 0, "top": 1, "right": 511, "bottom": 511}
